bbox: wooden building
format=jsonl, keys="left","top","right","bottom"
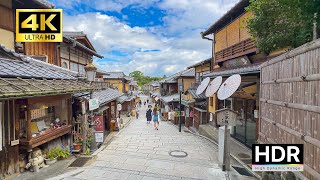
{"left": 0, "top": 45, "right": 91, "bottom": 178}
{"left": 0, "top": 0, "right": 54, "bottom": 51}
{"left": 103, "top": 72, "right": 131, "bottom": 93}
{"left": 259, "top": 39, "right": 320, "bottom": 180}
{"left": 201, "top": 0, "right": 268, "bottom": 147}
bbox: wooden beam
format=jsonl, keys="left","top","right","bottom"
{"left": 261, "top": 116, "right": 320, "bottom": 148}
{"left": 262, "top": 74, "right": 320, "bottom": 84}
{"left": 260, "top": 98, "right": 320, "bottom": 114}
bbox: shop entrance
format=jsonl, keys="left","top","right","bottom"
{"left": 232, "top": 98, "right": 256, "bottom": 147}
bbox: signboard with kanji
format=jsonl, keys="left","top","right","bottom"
{"left": 93, "top": 115, "right": 104, "bottom": 142}
{"left": 216, "top": 108, "right": 238, "bottom": 126}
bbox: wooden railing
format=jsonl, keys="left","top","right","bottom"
{"left": 215, "top": 38, "right": 257, "bottom": 63}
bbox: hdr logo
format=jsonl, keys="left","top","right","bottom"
{"left": 16, "top": 9, "right": 62, "bottom": 42}
{"left": 252, "top": 144, "right": 304, "bottom": 172}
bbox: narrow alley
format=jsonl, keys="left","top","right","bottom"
{"left": 50, "top": 96, "right": 227, "bottom": 180}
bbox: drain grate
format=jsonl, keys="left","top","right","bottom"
{"left": 69, "top": 157, "right": 92, "bottom": 167}
{"left": 169, "top": 150, "right": 188, "bottom": 158}
{"left": 232, "top": 166, "right": 254, "bottom": 177}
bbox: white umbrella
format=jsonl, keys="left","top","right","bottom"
{"left": 217, "top": 74, "right": 241, "bottom": 100}
{"left": 196, "top": 77, "right": 210, "bottom": 95}
{"left": 205, "top": 76, "right": 222, "bottom": 97}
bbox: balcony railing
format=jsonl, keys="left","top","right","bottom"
{"left": 215, "top": 38, "right": 257, "bottom": 63}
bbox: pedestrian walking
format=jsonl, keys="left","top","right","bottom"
{"left": 153, "top": 107, "right": 159, "bottom": 130}
{"left": 146, "top": 105, "right": 152, "bottom": 124}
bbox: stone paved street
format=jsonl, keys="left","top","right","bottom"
{"left": 50, "top": 96, "right": 228, "bottom": 180}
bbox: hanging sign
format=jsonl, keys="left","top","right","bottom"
{"left": 216, "top": 108, "right": 238, "bottom": 126}
{"left": 93, "top": 115, "right": 104, "bottom": 142}
{"left": 89, "top": 98, "right": 99, "bottom": 111}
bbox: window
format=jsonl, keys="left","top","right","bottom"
{"left": 70, "top": 62, "right": 78, "bottom": 72}
{"left": 62, "top": 62, "right": 68, "bottom": 69}
{"left": 195, "top": 72, "right": 200, "bottom": 82}
{"left": 0, "top": 102, "right": 2, "bottom": 151}
{"left": 79, "top": 64, "right": 85, "bottom": 74}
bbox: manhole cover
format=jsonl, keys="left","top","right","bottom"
{"left": 69, "top": 157, "right": 92, "bottom": 167}
{"left": 169, "top": 150, "right": 188, "bottom": 158}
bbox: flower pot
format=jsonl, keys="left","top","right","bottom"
{"left": 45, "top": 157, "right": 57, "bottom": 165}
{"left": 73, "top": 143, "right": 82, "bottom": 151}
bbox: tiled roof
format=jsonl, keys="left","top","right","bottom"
{"left": 32, "top": 0, "right": 54, "bottom": 8}
{"left": 0, "top": 44, "right": 79, "bottom": 80}
{"left": 160, "top": 93, "right": 180, "bottom": 103}
{"left": 203, "top": 64, "right": 261, "bottom": 78}
{"left": 63, "top": 36, "right": 103, "bottom": 58}
{"left": 63, "top": 31, "right": 86, "bottom": 38}
{"left": 103, "top": 72, "right": 126, "bottom": 79}
{"left": 160, "top": 68, "right": 195, "bottom": 83}
{"left": 180, "top": 68, "right": 195, "bottom": 77}
{"left": 187, "top": 58, "right": 211, "bottom": 69}
{"left": 76, "top": 88, "right": 124, "bottom": 106}
{"left": 151, "top": 81, "right": 160, "bottom": 87}
{"left": 129, "top": 81, "right": 138, "bottom": 86}
{"left": 0, "top": 78, "right": 92, "bottom": 98}
{"left": 93, "top": 88, "right": 124, "bottom": 105}
{"left": 96, "top": 68, "right": 109, "bottom": 75}
{"left": 187, "top": 88, "right": 206, "bottom": 99}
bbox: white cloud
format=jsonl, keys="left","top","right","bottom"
{"left": 58, "top": 0, "right": 241, "bottom": 77}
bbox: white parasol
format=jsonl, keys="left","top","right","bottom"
{"left": 196, "top": 77, "right": 210, "bottom": 95}
{"left": 205, "top": 76, "right": 222, "bottom": 97}
{"left": 217, "top": 74, "right": 241, "bottom": 100}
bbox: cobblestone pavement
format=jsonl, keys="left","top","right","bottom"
{"left": 51, "top": 96, "right": 228, "bottom": 180}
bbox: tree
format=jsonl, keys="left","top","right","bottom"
{"left": 246, "top": 0, "right": 320, "bottom": 54}
{"left": 129, "top": 71, "right": 163, "bottom": 87}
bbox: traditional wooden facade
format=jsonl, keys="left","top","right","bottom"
{"left": 103, "top": 72, "right": 131, "bottom": 93}
{"left": 0, "top": 45, "right": 91, "bottom": 178}
{"left": 260, "top": 39, "right": 320, "bottom": 180}
{"left": 201, "top": 0, "right": 266, "bottom": 147}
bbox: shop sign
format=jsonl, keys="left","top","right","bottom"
{"left": 93, "top": 116, "right": 104, "bottom": 132}
{"left": 11, "top": 140, "right": 19, "bottom": 146}
{"left": 93, "top": 116, "right": 104, "bottom": 143}
{"left": 89, "top": 98, "right": 99, "bottom": 111}
{"left": 216, "top": 108, "right": 238, "bottom": 126}
{"left": 95, "top": 133, "right": 104, "bottom": 143}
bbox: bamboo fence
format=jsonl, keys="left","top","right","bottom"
{"left": 260, "top": 39, "right": 320, "bottom": 179}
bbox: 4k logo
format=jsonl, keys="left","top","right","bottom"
{"left": 16, "top": 9, "right": 62, "bottom": 42}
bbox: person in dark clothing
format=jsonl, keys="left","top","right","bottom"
{"left": 146, "top": 105, "right": 152, "bottom": 124}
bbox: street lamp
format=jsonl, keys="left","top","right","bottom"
{"left": 178, "top": 79, "right": 184, "bottom": 132}
{"left": 84, "top": 61, "right": 98, "bottom": 152}
{"left": 84, "top": 61, "right": 97, "bottom": 82}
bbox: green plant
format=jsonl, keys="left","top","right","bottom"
{"left": 47, "top": 147, "right": 70, "bottom": 160}
{"left": 246, "top": 0, "right": 320, "bottom": 54}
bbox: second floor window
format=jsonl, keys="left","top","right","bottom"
{"left": 70, "top": 62, "right": 78, "bottom": 72}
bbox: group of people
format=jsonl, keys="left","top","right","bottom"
{"left": 146, "top": 104, "right": 160, "bottom": 130}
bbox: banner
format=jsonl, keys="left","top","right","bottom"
{"left": 93, "top": 115, "right": 104, "bottom": 143}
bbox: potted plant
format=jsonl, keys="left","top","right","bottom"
{"left": 72, "top": 131, "right": 83, "bottom": 151}
{"left": 45, "top": 148, "right": 58, "bottom": 165}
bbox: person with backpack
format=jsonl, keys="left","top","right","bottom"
{"left": 146, "top": 105, "right": 152, "bottom": 124}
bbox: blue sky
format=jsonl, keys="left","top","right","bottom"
{"left": 50, "top": 0, "right": 239, "bottom": 77}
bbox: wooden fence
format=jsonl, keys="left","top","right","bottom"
{"left": 260, "top": 39, "right": 320, "bottom": 179}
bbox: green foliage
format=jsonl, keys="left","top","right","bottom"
{"left": 129, "top": 70, "right": 163, "bottom": 87}
{"left": 246, "top": 0, "right": 320, "bottom": 53}
{"left": 47, "top": 147, "right": 70, "bottom": 160}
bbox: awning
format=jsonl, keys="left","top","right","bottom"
{"left": 0, "top": 78, "right": 92, "bottom": 99}
{"left": 204, "top": 65, "right": 260, "bottom": 78}
{"left": 194, "top": 107, "right": 207, "bottom": 112}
